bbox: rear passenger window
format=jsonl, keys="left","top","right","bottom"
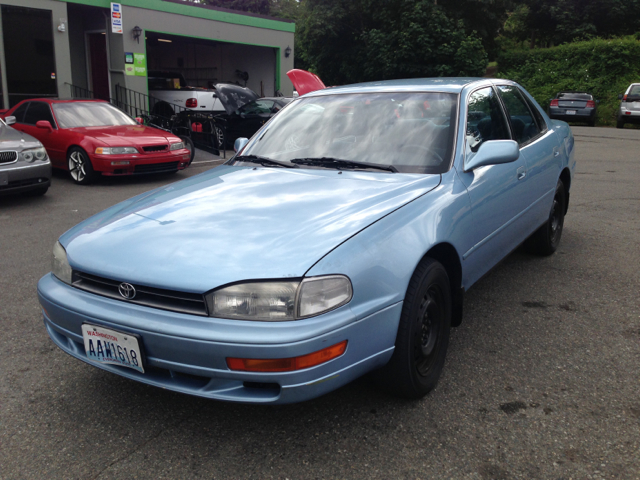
{"left": 497, "top": 85, "right": 541, "bottom": 145}
{"left": 12, "top": 102, "right": 30, "bottom": 123}
{"left": 23, "top": 101, "right": 56, "bottom": 127}
{"left": 466, "top": 87, "right": 510, "bottom": 152}
{"left": 520, "top": 90, "right": 547, "bottom": 133}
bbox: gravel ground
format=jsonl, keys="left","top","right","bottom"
{"left": 0, "top": 132, "right": 638, "bottom": 479}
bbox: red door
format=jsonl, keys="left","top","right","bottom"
{"left": 88, "top": 33, "right": 110, "bottom": 101}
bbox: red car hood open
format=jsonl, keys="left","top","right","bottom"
{"left": 68, "top": 125, "right": 174, "bottom": 147}
{"left": 287, "top": 69, "right": 326, "bottom": 96}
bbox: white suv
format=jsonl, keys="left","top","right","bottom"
{"left": 617, "top": 83, "right": 640, "bottom": 128}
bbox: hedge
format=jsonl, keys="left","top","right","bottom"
{"left": 497, "top": 37, "right": 640, "bottom": 126}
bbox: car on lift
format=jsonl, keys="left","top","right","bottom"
{"left": 548, "top": 91, "right": 597, "bottom": 126}
{"left": 616, "top": 83, "right": 640, "bottom": 128}
{"left": 148, "top": 71, "right": 258, "bottom": 117}
{"left": 0, "top": 116, "right": 51, "bottom": 196}
{"left": 38, "top": 77, "right": 575, "bottom": 404}
{"left": 1, "top": 99, "right": 192, "bottom": 184}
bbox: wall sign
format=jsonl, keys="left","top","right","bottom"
{"left": 125, "top": 53, "right": 147, "bottom": 76}
{"left": 111, "top": 3, "right": 123, "bottom": 34}
{"left": 124, "top": 52, "right": 134, "bottom": 64}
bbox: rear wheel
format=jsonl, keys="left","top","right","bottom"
{"left": 616, "top": 118, "right": 625, "bottom": 129}
{"left": 525, "top": 179, "right": 566, "bottom": 256}
{"left": 67, "top": 147, "right": 96, "bottom": 185}
{"left": 374, "top": 257, "right": 451, "bottom": 399}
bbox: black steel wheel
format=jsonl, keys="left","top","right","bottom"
{"left": 525, "top": 179, "right": 566, "bottom": 256}
{"left": 67, "top": 147, "right": 96, "bottom": 185}
{"left": 374, "top": 257, "right": 451, "bottom": 399}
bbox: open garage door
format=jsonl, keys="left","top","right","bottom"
{"left": 145, "top": 32, "right": 278, "bottom": 97}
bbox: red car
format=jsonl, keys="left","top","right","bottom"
{"left": 1, "top": 99, "right": 191, "bottom": 184}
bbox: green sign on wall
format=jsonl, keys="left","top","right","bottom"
{"left": 125, "top": 53, "right": 147, "bottom": 76}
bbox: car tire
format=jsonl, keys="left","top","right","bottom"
{"left": 374, "top": 257, "right": 451, "bottom": 399}
{"left": 589, "top": 119, "right": 596, "bottom": 127}
{"left": 616, "top": 118, "right": 625, "bottom": 129}
{"left": 213, "top": 124, "right": 225, "bottom": 151}
{"left": 67, "top": 147, "right": 97, "bottom": 185}
{"left": 525, "top": 179, "right": 566, "bottom": 256}
{"left": 179, "top": 135, "right": 195, "bottom": 164}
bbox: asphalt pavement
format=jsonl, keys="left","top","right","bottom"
{"left": 0, "top": 135, "right": 638, "bottom": 479}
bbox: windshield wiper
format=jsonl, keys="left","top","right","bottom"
{"left": 235, "top": 154, "right": 298, "bottom": 169}
{"left": 290, "top": 157, "right": 397, "bottom": 173}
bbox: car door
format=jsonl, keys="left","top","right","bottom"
{"left": 14, "top": 101, "right": 67, "bottom": 167}
{"left": 496, "top": 85, "right": 561, "bottom": 230}
{"left": 456, "top": 86, "right": 533, "bottom": 285}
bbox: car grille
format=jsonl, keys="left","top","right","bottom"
{"left": 134, "top": 162, "right": 179, "bottom": 174}
{"left": 0, "top": 151, "right": 18, "bottom": 164}
{"left": 142, "top": 145, "right": 168, "bottom": 153}
{"left": 72, "top": 271, "right": 208, "bottom": 316}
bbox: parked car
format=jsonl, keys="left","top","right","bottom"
{"left": 1, "top": 99, "right": 191, "bottom": 184}
{"left": 0, "top": 116, "right": 51, "bottom": 196}
{"left": 148, "top": 71, "right": 258, "bottom": 117}
{"left": 616, "top": 83, "right": 640, "bottom": 128}
{"left": 210, "top": 97, "right": 293, "bottom": 148}
{"left": 548, "top": 91, "right": 597, "bottom": 126}
{"left": 38, "top": 78, "right": 575, "bottom": 404}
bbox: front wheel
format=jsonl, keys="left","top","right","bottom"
{"left": 374, "top": 257, "right": 451, "bottom": 399}
{"left": 67, "top": 147, "right": 96, "bottom": 185}
{"left": 179, "top": 135, "right": 195, "bottom": 164}
{"left": 525, "top": 179, "right": 566, "bottom": 256}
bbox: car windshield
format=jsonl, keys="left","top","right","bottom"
{"left": 52, "top": 102, "right": 137, "bottom": 128}
{"left": 558, "top": 93, "right": 592, "bottom": 101}
{"left": 234, "top": 92, "right": 458, "bottom": 174}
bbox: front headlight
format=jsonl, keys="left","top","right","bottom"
{"left": 206, "top": 275, "right": 353, "bottom": 321}
{"left": 20, "top": 147, "right": 48, "bottom": 162}
{"left": 95, "top": 147, "right": 138, "bottom": 154}
{"left": 52, "top": 241, "right": 72, "bottom": 285}
{"left": 169, "top": 141, "right": 185, "bottom": 151}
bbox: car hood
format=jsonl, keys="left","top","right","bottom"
{"left": 67, "top": 125, "right": 175, "bottom": 147}
{"left": 0, "top": 124, "right": 42, "bottom": 149}
{"left": 212, "top": 84, "right": 259, "bottom": 114}
{"left": 60, "top": 166, "right": 441, "bottom": 293}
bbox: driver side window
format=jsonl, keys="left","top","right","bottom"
{"left": 466, "top": 87, "right": 510, "bottom": 153}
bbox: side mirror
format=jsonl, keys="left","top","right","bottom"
{"left": 464, "top": 140, "right": 519, "bottom": 172}
{"left": 4, "top": 116, "right": 16, "bottom": 126}
{"left": 618, "top": 94, "right": 623, "bottom": 100}
{"left": 135, "top": 117, "right": 144, "bottom": 125}
{"left": 36, "top": 120, "right": 54, "bottom": 132}
{"left": 234, "top": 137, "right": 249, "bottom": 153}
{"left": 212, "top": 93, "right": 218, "bottom": 98}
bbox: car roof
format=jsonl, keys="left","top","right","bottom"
{"left": 16, "top": 98, "right": 108, "bottom": 104}
{"left": 304, "top": 77, "right": 491, "bottom": 97}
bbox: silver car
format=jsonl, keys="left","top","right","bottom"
{"left": 0, "top": 116, "right": 51, "bottom": 196}
{"left": 617, "top": 83, "right": 640, "bottom": 129}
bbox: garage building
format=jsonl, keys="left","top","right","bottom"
{"left": 0, "top": 0, "right": 295, "bottom": 109}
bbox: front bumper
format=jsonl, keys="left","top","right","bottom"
{"left": 0, "top": 161, "right": 51, "bottom": 195}
{"left": 90, "top": 149, "right": 191, "bottom": 176}
{"left": 38, "top": 273, "right": 400, "bottom": 404}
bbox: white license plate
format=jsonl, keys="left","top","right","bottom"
{"left": 82, "top": 324, "right": 144, "bottom": 373}
{"left": 566, "top": 110, "right": 577, "bottom": 115}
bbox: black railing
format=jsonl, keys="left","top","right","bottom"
{"left": 66, "top": 84, "right": 95, "bottom": 100}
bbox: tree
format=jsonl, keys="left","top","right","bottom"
{"left": 296, "top": 0, "right": 488, "bottom": 85}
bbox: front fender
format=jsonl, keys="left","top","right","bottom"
{"left": 305, "top": 170, "right": 473, "bottom": 323}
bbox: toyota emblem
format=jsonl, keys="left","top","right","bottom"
{"left": 118, "top": 282, "right": 136, "bottom": 300}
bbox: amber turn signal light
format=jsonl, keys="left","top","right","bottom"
{"left": 227, "top": 340, "right": 348, "bottom": 372}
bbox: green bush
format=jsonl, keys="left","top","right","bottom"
{"left": 497, "top": 37, "right": 640, "bottom": 126}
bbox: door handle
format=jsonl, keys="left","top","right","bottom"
{"left": 517, "top": 166, "right": 526, "bottom": 180}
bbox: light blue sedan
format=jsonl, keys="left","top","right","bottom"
{"left": 38, "top": 78, "right": 575, "bottom": 404}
